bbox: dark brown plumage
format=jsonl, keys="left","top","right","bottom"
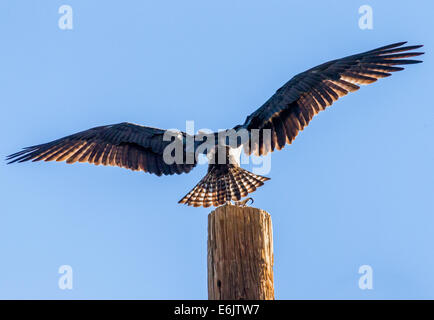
{"left": 7, "top": 42, "right": 424, "bottom": 207}
{"left": 7, "top": 123, "right": 196, "bottom": 176}
{"left": 237, "top": 42, "right": 424, "bottom": 156}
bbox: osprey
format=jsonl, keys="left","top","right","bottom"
{"left": 7, "top": 42, "right": 423, "bottom": 207}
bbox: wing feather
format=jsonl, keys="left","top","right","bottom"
{"left": 239, "top": 42, "right": 423, "bottom": 155}
{"left": 7, "top": 122, "right": 197, "bottom": 176}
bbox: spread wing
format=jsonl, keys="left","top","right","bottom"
{"left": 239, "top": 42, "right": 424, "bottom": 156}
{"left": 7, "top": 122, "right": 197, "bottom": 176}
{"left": 7, "top": 42, "right": 424, "bottom": 175}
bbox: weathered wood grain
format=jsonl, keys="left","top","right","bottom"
{"left": 207, "top": 204, "right": 274, "bottom": 300}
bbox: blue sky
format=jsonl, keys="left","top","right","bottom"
{"left": 1, "top": 0, "right": 433, "bottom": 299}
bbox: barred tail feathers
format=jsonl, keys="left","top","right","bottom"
{"left": 178, "top": 166, "right": 270, "bottom": 207}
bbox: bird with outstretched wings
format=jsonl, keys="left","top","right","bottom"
{"left": 7, "top": 42, "right": 424, "bottom": 207}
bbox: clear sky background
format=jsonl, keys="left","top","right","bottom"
{"left": 1, "top": 0, "right": 433, "bottom": 299}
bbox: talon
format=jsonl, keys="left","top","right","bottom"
{"left": 234, "top": 197, "right": 254, "bottom": 207}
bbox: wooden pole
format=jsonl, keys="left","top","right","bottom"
{"left": 207, "top": 203, "right": 274, "bottom": 300}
